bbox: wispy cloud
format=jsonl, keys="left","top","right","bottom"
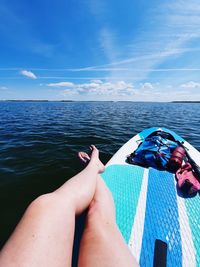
{"left": 99, "top": 28, "right": 117, "bottom": 64}
{"left": 84, "top": 0, "right": 200, "bottom": 83}
{"left": 20, "top": 70, "right": 37, "bottom": 79}
{"left": 69, "top": 67, "right": 200, "bottom": 72}
{"left": 0, "top": 86, "right": 8, "bottom": 90}
{"left": 71, "top": 48, "right": 200, "bottom": 71}
{"left": 0, "top": 76, "right": 145, "bottom": 80}
{"left": 2, "top": 66, "right": 200, "bottom": 73}
{"left": 47, "top": 82, "right": 74, "bottom": 87}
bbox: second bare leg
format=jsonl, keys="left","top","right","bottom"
{"left": 78, "top": 175, "right": 139, "bottom": 267}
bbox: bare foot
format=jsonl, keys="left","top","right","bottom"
{"left": 78, "top": 145, "right": 105, "bottom": 174}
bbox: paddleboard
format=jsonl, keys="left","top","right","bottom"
{"left": 101, "top": 127, "right": 200, "bottom": 267}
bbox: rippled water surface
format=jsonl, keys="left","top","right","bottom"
{"left": 0, "top": 101, "right": 200, "bottom": 247}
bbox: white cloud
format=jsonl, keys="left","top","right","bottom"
{"left": 57, "top": 80, "right": 135, "bottom": 96}
{"left": 141, "top": 82, "right": 154, "bottom": 90}
{"left": 47, "top": 82, "right": 74, "bottom": 87}
{"left": 180, "top": 81, "right": 200, "bottom": 89}
{"left": 20, "top": 70, "right": 37, "bottom": 79}
{"left": 132, "top": 87, "right": 196, "bottom": 102}
{"left": 90, "top": 79, "right": 103, "bottom": 84}
{"left": 58, "top": 80, "right": 199, "bottom": 101}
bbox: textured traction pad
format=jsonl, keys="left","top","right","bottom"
{"left": 102, "top": 164, "right": 144, "bottom": 243}
{"left": 102, "top": 164, "right": 200, "bottom": 267}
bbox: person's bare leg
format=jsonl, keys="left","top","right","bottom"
{"left": 78, "top": 156, "right": 139, "bottom": 267}
{"left": 0, "top": 145, "right": 104, "bottom": 267}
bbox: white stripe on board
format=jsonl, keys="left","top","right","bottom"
{"left": 175, "top": 177, "right": 196, "bottom": 267}
{"left": 128, "top": 168, "right": 149, "bottom": 262}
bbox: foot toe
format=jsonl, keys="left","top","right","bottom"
{"left": 78, "top": 152, "right": 91, "bottom": 163}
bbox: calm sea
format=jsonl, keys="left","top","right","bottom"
{"left": 0, "top": 101, "right": 200, "bottom": 247}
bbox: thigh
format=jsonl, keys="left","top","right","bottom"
{"left": 0, "top": 193, "right": 75, "bottom": 267}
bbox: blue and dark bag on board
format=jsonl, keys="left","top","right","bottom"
{"left": 127, "top": 131, "right": 180, "bottom": 171}
{"left": 127, "top": 130, "right": 200, "bottom": 195}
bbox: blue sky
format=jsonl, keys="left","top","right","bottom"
{"left": 1, "top": 0, "right": 200, "bottom": 101}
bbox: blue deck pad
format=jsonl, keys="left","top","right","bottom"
{"left": 102, "top": 165, "right": 144, "bottom": 243}
{"left": 184, "top": 194, "right": 200, "bottom": 266}
{"left": 139, "top": 127, "right": 184, "bottom": 143}
{"left": 161, "top": 127, "right": 184, "bottom": 142}
{"left": 139, "top": 127, "right": 158, "bottom": 140}
{"left": 140, "top": 168, "right": 182, "bottom": 267}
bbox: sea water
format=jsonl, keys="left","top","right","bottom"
{"left": 0, "top": 101, "right": 199, "bottom": 247}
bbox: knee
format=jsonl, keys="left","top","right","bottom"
{"left": 86, "top": 199, "right": 116, "bottom": 231}
{"left": 27, "top": 193, "right": 57, "bottom": 215}
{"left": 27, "top": 192, "right": 74, "bottom": 218}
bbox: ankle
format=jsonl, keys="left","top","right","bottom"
{"left": 89, "top": 159, "right": 105, "bottom": 174}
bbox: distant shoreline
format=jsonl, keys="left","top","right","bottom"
{"left": 0, "top": 100, "right": 74, "bottom": 102}
{"left": 0, "top": 100, "right": 199, "bottom": 103}
{"left": 171, "top": 101, "right": 200, "bottom": 103}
